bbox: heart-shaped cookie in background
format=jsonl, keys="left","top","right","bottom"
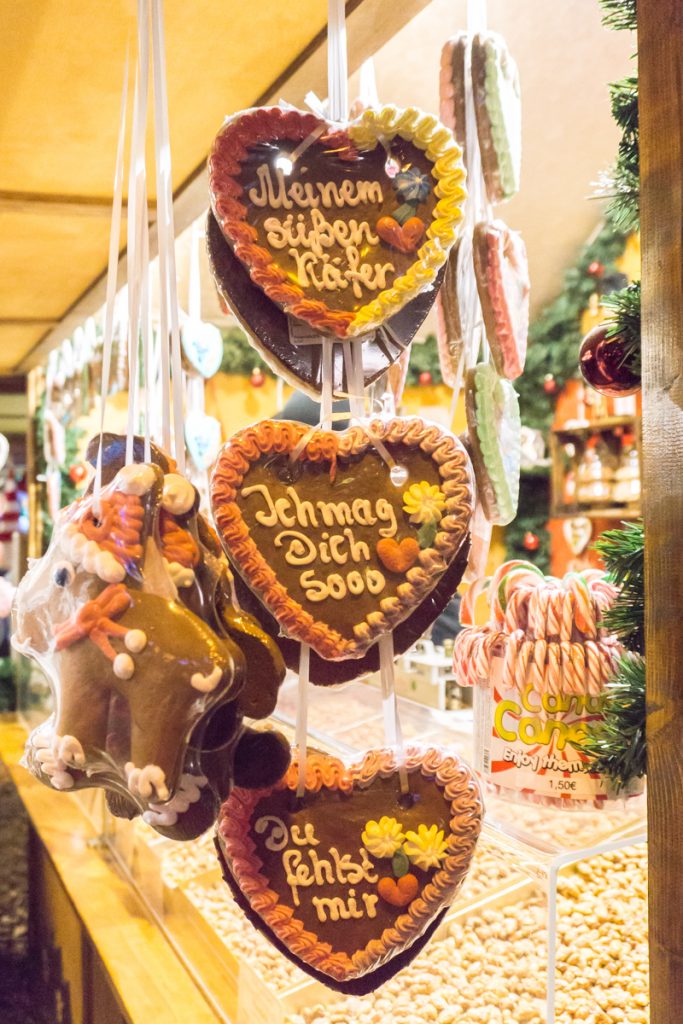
{"left": 207, "top": 214, "right": 445, "bottom": 400}
{"left": 180, "top": 319, "right": 224, "bottom": 378}
{"left": 185, "top": 411, "right": 222, "bottom": 472}
{"left": 216, "top": 746, "right": 483, "bottom": 991}
{"left": 208, "top": 105, "right": 465, "bottom": 341}
{"left": 471, "top": 33, "right": 522, "bottom": 204}
{"left": 211, "top": 418, "right": 474, "bottom": 662}
{"left": 465, "top": 362, "right": 521, "bottom": 526}
{"left": 472, "top": 220, "right": 529, "bottom": 380}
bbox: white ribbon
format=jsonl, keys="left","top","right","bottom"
{"left": 378, "top": 633, "right": 409, "bottom": 795}
{"left": 93, "top": 54, "right": 129, "bottom": 512}
{"left": 125, "top": 7, "right": 150, "bottom": 467}
{"left": 296, "top": 643, "right": 310, "bottom": 798}
{"left": 327, "top": 0, "right": 348, "bottom": 123}
{"left": 358, "top": 58, "right": 379, "bottom": 111}
{"left": 151, "top": 0, "right": 185, "bottom": 472}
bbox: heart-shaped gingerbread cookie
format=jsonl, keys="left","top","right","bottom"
{"left": 206, "top": 211, "right": 444, "bottom": 399}
{"left": 217, "top": 746, "right": 482, "bottom": 986}
{"left": 208, "top": 105, "right": 466, "bottom": 340}
{"left": 211, "top": 418, "right": 473, "bottom": 661}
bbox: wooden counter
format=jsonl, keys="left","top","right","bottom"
{"left": 0, "top": 717, "right": 221, "bottom": 1024}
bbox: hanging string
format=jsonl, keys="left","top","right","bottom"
{"left": 327, "top": 0, "right": 348, "bottom": 122}
{"left": 295, "top": 644, "right": 310, "bottom": 798}
{"left": 320, "top": 340, "right": 334, "bottom": 430}
{"left": 125, "top": 2, "right": 150, "bottom": 467}
{"left": 140, "top": 195, "right": 152, "bottom": 462}
{"left": 378, "top": 633, "right": 409, "bottom": 795}
{"left": 94, "top": 51, "right": 129, "bottom": 514}
{"left": 151, "top": 0, "right": 185, "bottom": 472}
{"left": 357, "top": 58, "right": 379, "bottom": 110}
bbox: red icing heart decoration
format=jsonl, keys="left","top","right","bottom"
{"left": 375, "top": 215, "right": 426, "bottom": 254}
{"left": 217, "top": 746, "right": 483, "bottom": 985}
{"left": 210, "top": 417, "right": 474, "bottom": 661}
{"left": 376, "top": 536, "right": 420, "bottom": 574}
{"left": 208, "top": 105, "right": 466, "bottom": 340}
{"left": 377, "top": 873, "right": 419, "bottom": 907}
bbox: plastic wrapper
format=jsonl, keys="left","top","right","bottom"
{"left": 12, "top": 434, "right": 288, "bottom": 840}
{"left": 453, "top": 560, "right": 645, "bottom": 809}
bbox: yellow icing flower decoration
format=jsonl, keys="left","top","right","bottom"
{"left": 402, "top": 481, "right": 447, "bottom": 526}
{"left": 361, "top": 816, "right": 406, "bottom": 858}
{"left": 403, "top": 824, "right": 450, "bottom": 870}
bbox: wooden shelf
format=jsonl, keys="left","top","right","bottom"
{"left": 552, "top": 507, "right": 642, "bottom": 521}
{"left": 552, "top": 415, "right": 640, "bottom": 439}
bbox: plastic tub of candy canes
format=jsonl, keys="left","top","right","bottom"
{"left": 453, "top": 560, "right": 645, "bottom": 811}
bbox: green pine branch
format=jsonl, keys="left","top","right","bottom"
{"left": 599, "top": 0, "right": 637, "bottom": 32}
{"left": 580, "top": 654, "right": 646, "bottom": 789}
{"left": 594, "top": 520, "right": 644, "bottom": 654}
{"left": 610, "top": 77, "right": 639, "bottom": 138}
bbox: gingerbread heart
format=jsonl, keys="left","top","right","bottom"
{"left": 185, "top": 411, "right": 222, "bottom": 471}
{"left": 180, "top": 320, "right": 224, "bottom": 378}
{"left": 465, "top": 363, "right": 521, "bottom": 526}
{"left": 208, "top": 105, "right": 465, "bottom": 340}
{"left": 473, "top": 220, "right": 529, "bottom": 380}
{"left": 207, "top": 211, "right": 444, "bottom": 398}
{"left": 211, "top": 417, "right": 474, "bottom": 661}
{"left": 217, "top": 746, "right": 483, "bottom": 986}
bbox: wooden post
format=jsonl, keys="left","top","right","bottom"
{"left": 639, "top": 2, "right": 683, "bottom": 1020}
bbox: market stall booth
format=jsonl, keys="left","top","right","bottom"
{"left": 0, "top": 1, "right": 677, "bottom": 1022}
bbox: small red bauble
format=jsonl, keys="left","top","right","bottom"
{"left": 579, "top": 324, "right": 641, "bottom": 397}
{"left": 418, "top": 370, "right": 433, "bottom": 386}
{"left": 587, "top": 260, "right": 605, "bottom": 278}
{"left": 543, "top": 373, "right": 557, "bottom": 395}
{"left": 68, "top": 462, "right": 87, "bottom": 485}
{"left": 523, "top": 531, "right": 540, "bottom": 552}
{"left": 250, "top": 367, "right": 266, "bottom": 388}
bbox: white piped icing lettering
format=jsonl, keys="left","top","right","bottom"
{"left": 191, "top": 664, "right": 223, "bottom": 692}
{"left": 162, "top": 474, "right": 196, "bottom": 515}
{"left": 115, "top": 463, "right": 157, "bottom": 496}
{"left": 124, "top": 629, "right": 147, "bottom": 653}
{"left": 113, "top": 652, "right": 135, "bottom": 679}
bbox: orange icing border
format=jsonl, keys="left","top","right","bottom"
{"left": 218, "top": 746, "right": 483, "bottom": 981}
{"left": 210, "top": 418, "right": 474, "bottom": 660}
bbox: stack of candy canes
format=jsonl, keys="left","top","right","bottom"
{"left": 453, "top": 560, "right": 621, "bottom": 697}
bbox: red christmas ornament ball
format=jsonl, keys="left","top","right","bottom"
{"left": 523, "top": 531, "right": 540, "bottom": 552}
{"left": 418, "top": 370, "right": 433, "bottom": 386}
{"left": 250, "top": 367, "right": 266, "bottom": 388}
{"left": 579, "top": 324, "right": 641, "bottom": 397}
{"left": 587, "top": 260, "right": 605, "bottom": 278}
{"left": 68, "top": 462, "right": 88, "bottom": 485}
{"left": 543, "top": 373, "right": 557, "bottom": 395}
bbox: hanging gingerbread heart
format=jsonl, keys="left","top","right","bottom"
{"left": 208, "top": 105, "right": 466, "bottom": 340}
{"left": 217, "top": 746, "right": 482, "bottom": 988}
{"left": 206, "top": 211, "right": 444, "bottom": 398}
{"left": 472, "top": 220, "right": 530, "bottom": 380}
{"left": 465, "top": 363, "right": 521, "bottom": 526}
{"left": 185, "top": 411, "right": 222, "bottom": 471}
{"left": 211, "top": 418, "right": 474, "bottom": 661}
{"left": 180, "top": 320, "right": 224, "bottom": 378}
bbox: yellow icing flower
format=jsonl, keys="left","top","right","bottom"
{"left": 361, "top": 816, "right": 406, "bottom": 858}
{"left": 403, "top": 824, "right": 450, "bottom": 870}
{"left": 402, "top": 481, "right": 447, "bottom": 525}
